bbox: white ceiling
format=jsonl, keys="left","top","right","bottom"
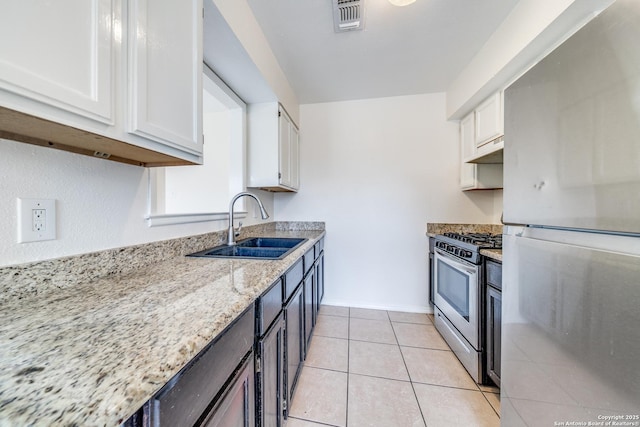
{"left": 246, "top": 0, "right": 520, "bottom": 104}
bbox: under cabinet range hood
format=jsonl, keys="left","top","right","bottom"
{"left": 332, "top": 0, "right": 365, "bottom": 32}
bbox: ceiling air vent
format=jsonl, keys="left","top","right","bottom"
{"left": 333, "top": 0, "right": 365, "bottom": 32}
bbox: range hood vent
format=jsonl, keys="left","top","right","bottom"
{"left": 333, "top": 0, "right": 365, "bottom": 32}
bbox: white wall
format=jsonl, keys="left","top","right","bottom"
{"left": 0, "top": 138, "right": 273, "bottom": 267}
{"left": 274, "top": 93, "right": 501, "bottom": 312}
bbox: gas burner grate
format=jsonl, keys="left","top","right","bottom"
{"left": 442, "top": 232, "right": 502, "bottom": 248}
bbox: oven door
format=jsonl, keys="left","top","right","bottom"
{"left": 433, "top": 249, "right": 480, "bottom": 349}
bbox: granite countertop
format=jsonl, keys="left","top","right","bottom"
{"left": 0, "top": 223, "right": 324, "bottom": 426}
{"left": 425, "top": 222, "right": 503, "bottom": 238}
{"left": 480, "top": 248, "right": 503, "bottom": 262}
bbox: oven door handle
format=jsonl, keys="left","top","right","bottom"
{"left": 435, "top": 249, "right": 476, "bottom": 274}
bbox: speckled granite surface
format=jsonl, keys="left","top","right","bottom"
{"left": 425, "top": 223, "right": 503, "bottom": 237}
{"left": 0, "top": 222, "right": 325, "bottom": 426}
{"left": 480, "top": 248, "right": 503, "bottom": 262}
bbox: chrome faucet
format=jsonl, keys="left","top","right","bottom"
{"left": 227, "top": 192, "right": 269, "bottom": 245}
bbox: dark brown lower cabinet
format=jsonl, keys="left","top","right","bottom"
{"left": 485, "top": 259, "right": 502, "bottom": 387}
{"left": 257, "top": 313, "right": 284, "bottom": 427}
{"left": 284, "top": 283, "right": 304, "bottom": 417}
{"left": 314, "top": 251, "right": 324, "bottom": 315}
{"left": 303, "top": 270, "right": 314, "bottom": 353}
{"left": 201, "top": 354, "right": 255, "bottom": 427}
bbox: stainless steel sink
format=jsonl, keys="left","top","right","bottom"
{"left": 188, "top": 237, "right": 307, "bottom": 260}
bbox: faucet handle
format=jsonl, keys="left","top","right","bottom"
{"left": 234, "top": 221, "right": 243, "bottom": 238}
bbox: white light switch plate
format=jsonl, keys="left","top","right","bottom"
{"left": 17, "top": 198, "right": 57, "bottom": 243}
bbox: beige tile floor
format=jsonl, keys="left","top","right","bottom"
{"left": 286, "top": 306, "right": 500, "bottom": 427}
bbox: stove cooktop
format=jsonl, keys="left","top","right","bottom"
{"left": 441, "top": 232, "right": 502, "bottom": 249}
{"left": 434, "top": 232, "right": 502, "bottom": 264}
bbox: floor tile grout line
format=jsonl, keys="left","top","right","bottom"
{"left": 410, "top": 379, "right": 484, "bottom": 393}
{"left": 347, "top": 371, "right": 412, "bottom": 384}
{"left": 311, "top": 334, "right": 349, "bottom": 341}
{"left": 301, "top": 365, "right": 348, "bottom": 375}
{"left": 391, "top": 315, "right": 429, "bottom": 427}
{"left": 345, "top": 308, "right": 350, "bottom": 427}
{"left": 397, "top": 343, "right": 453, "bottom": 352}
{"left": 287, "top": 415, "right": 341, "bottom": 427}
{"left": 481, "top": 391, "right": 501, "bottom": 418}
{"left": 347, "top": 337, "right": 399, "bottom": 346}
{"left": 349, "top": 372, "right": 411, "bottom": 383}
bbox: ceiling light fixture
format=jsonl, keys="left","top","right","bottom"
{"left": 388, "top": 0, "right": 416, "bottom": 6}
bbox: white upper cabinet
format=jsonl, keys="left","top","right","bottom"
{"left": 474, "top": 91, "right": 504, "bottom": 147}
{"left": 277, "top": 108, "right": 300, "bottom": 190}
{"left": 278, "top": 109, "right": 292, "bottom": 188}
{"left": 128, "top": 0, "right": 203, "bottom": 157}
{"left": 459, "top": 110, "right": 503, "bottom": 191}
{"left": 248, "top": 103, "right": 299, "bottom": 192}
{"left": 0, "top": 0, "right": 114, "bottom": 124}
{"left": 289, "top": 126, "right": 300, "bottom": 190}
{"left": 462, "top": 91, "right": 505, "bottom": 164}
{"left": 460, "top": 113, "right": 477, "bottom": 190}
{"left": 0, "top": 0, "right": 203, "bottom": 166}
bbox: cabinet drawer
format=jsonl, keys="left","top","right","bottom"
{"left": 284, "top": 258, "right": 303, "bottom": 302}
{"left": 303, "top": 247, "right": 315, "bottom": 275}
{"left": 486, "top": 260, "right": 502, "bottom": 290}
{"left": 257, "top": 279, "right": 283, "bottom": 336}
{"left": 153, "top": 303, "right": 255, "bottom": 427}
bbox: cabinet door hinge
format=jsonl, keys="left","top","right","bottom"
{"left": 278, "top": 111, "right": 281, "bottom": 117}
{"left": 278, "top": 172, "right": 282, "bottom": 179}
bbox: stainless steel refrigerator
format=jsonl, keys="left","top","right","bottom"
{"left": 503, "top": 0, "right": 640, "bottom": 424}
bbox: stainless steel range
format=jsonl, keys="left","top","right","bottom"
{"left": 432, "top": 232, "right": 501, "bottom": 383}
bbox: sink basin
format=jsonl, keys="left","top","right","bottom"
{"left": 237, "top": 237, "right": 306, "bottom": 249}
{"left": 188, "top": 237, "right": 307, "bottom": 260}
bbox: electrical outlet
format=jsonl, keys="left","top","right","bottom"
{"left": 33, "top": 209, "right": 46, "bottom": 231}
{"left": 17, "top": 198, "right": 56, "bottom": 243}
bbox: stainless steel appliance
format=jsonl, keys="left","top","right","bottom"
{"left": 433, "top": 232, "right": 501, "bottom": 383}
{"left": 503, "top": 0, "right": 640, "bottom": 423}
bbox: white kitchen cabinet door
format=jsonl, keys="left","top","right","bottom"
{"left": 289, "top": 126, "right": 300, "bottom": 190}
{"left": 0, "top": 0, "right": 114, "bottom": 124}
{"left": 460, "top": 113, "right": 477, "bottom": 189}
{"left": 460, "top": 111, "right": 503, "bottom": 191}
{"left": 248, "top": 103, "right": 299, "bottom": 192}
{"left": 278, "top": 109, "right": 292, "bottom": 188}
{"left": 128, "top": 0, "right": 203, "bottom": 157}
{"left": 277, "top": 108, "right": 300, "bottom": 190}
{"left": 474, "top": 92, "right": 503, "bottom": 147}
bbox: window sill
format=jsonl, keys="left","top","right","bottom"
{"left": 145, "top": 211, "right": 247, "bottom": 227}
